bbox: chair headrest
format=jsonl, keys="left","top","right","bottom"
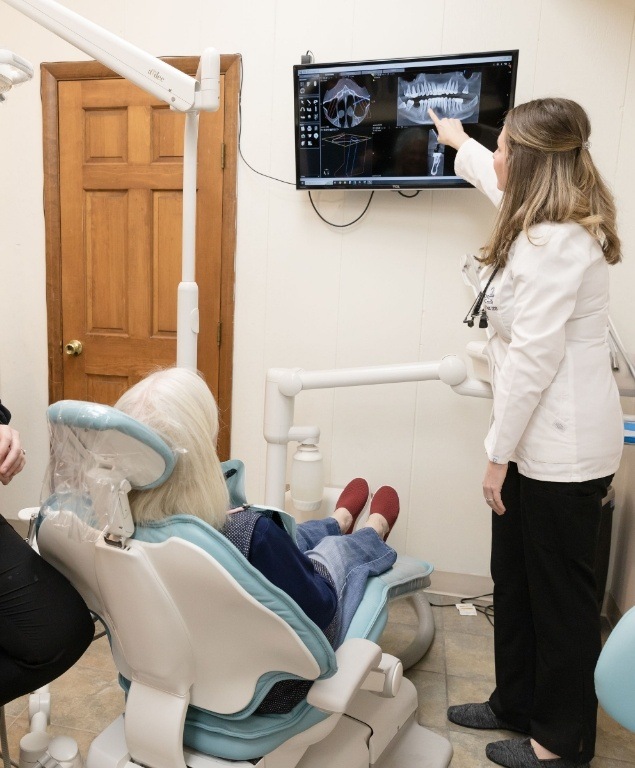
{"left": 47, "top": 400, "right": 176, "bottom": 490}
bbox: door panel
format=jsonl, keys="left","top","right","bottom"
{"left": 58, "top": 77, "right": 223, "bottom": 401}
{"left": 42, "top": 56, "right": 239, "bottom": 459}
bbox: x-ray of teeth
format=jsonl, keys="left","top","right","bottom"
{"left": 323, "top": 78, "right": 371, "bottom": 128}
{"left": 427, "top": 130, "right": 445, "bottom": 176}
{"left": 397, "top": 71, "right": 482, "bottom": 127}
{"left": 324, "top": 133, "right": 370, "bottom": 176}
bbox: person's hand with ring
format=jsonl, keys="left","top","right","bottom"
{"left": 483, "top": 460, "right": 508, "bottom": 515}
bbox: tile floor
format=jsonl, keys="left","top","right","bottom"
{"left": 2, "top": 594, "right": 635, "bottom": 767}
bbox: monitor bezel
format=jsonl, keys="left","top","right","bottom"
{"left": 293, "top": 49, "right": 519, "bottom": 191}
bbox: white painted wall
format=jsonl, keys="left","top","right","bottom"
{"left": 1, "top": 0, "right": 634, "bottom": 610}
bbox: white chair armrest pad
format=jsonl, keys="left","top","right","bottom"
{"left": 307, "top": 638, "right": 382, "bottom": 713}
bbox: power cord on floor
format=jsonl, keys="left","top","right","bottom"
{"left": 427, "top": 592, "right": 495, "bottom": 627}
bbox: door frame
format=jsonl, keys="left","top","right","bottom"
{"left": 41, "top": 55, "right": 239, "bottom": 458}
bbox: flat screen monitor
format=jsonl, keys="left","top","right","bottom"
{"left": 293, "top": 50, "right": 518, "bottom": 190}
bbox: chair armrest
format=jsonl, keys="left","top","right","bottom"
{"left": 360, "top": 653, "right": 403, "bottom": 698}
{"left": 307, "top": 638, "right": 382, "bottom": 713}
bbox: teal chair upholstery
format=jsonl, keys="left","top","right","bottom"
{"left": 37, "top": 400, "right": 436, "bottom": 764}
{"left": 595, "top": 606, "right": 635, "bottom": 732}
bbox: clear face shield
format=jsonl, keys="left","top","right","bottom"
{"left": 40, "top": 401, "right": 176, "bottom": 544}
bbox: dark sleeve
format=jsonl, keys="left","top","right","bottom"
{"left": 249, "top": 516, "right": 337, "bottom": 631}
{"left": 0, "top": 401, "right": 11, "bottom": 425}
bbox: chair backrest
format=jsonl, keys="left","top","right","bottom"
{"left": 38, "top": 401, "right": 336, "bottom": 716}
{"left": 595, "top": 605, "right": 635, "bottom": 732}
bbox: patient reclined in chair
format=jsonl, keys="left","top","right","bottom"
{"left": 36, "top": 368, "right": 452, "bottom": 768}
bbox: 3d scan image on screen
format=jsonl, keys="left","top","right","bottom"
{"left": 293, "top": 50, "right": 518, "bottom": 190}
{"left": 323, "top": 78, "right": 372, "bottom": 128}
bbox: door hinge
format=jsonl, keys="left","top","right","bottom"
{"left": 220, "top": 143, "right": 226, "bottom": 169}
{"left": 216, "top": 321, "right": 222, "bottom": 347}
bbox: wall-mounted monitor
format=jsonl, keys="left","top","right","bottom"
{"left": 293, "top": 50, "right": 518, "bottom": 190}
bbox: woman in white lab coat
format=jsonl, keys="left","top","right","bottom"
{"left": 429, "top": 100, "right": 623, "bottom": 768}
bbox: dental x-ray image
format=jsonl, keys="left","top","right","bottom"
{"left": 427, "top": 130, "right": 446, "bottom": 176}
{"left": 323, "top": 77, "right": 371, "bottom": 128}
{"left": 294, "top": 50, "right": 518, "bottom": 189}
{"left": 397, "top": 71, "right": 482, "bottom": 127}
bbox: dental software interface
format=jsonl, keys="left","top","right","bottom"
{"left": 294, "top": 51, "right": 517, "bottom": 190}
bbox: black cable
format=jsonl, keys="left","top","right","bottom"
{"left": 397, "top": 190, "right": 420, "bottom": 198}
{"left": 238, "top": 58, "right": 295, "bottom": 186}
{"left": 91, "top": 615, "right": 108, "bottom": 642}
{"left": 308, "top": 190, "right": 374, "bottom": 227}
{"left": 427, "top": 592, "right": 495, "bottom": 627}
{"left": 237, "top": 59, "right": 392, "bottom": 226}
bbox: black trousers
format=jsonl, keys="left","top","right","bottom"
{"left": 488, "top": 462, "right": 612, "bottom": 763}
{"left": 0, "top": 515, "right": 94, "bottom": 706}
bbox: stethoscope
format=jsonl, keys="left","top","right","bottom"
{"left": 463, "top": 265, "right": 500, "bottom": 329}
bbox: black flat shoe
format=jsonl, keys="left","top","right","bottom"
{"left": 447, "top": 702, "right": 527, "bottom": 733}
{"left": 486, "top": 738, "right": 589, "bottom": 768}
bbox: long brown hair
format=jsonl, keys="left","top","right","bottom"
{"left": 481, "top": 98, "right": 621, "bottom": 267}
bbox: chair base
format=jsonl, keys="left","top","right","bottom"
{"left": 86, "top": 679, "right": 452, "bottom": 768}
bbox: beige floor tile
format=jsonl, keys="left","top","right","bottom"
{"left": 404, "top": 669, "right": 448, "bottom": 730}
{"left": 444, "top": 629, "right": 496, "bottom": 682}
{"left": 596, "top": 706, "right": 635, "bottom": 763}
{"left": 440, "top": 603, "right": 495, "bottom": 637}
{"left": 446, "top": 674, "right": 495, "bottom": 713}
{"left": 410, "top": 628, "right": 446, "bottom": 674}
{"left": 75, "top": 631, "right": 118, "bottom": 673}
{"left": 3, "top": 693, "right": 28, "bottom": 719}
{"left": 47, "top": 664, "right": 123, "bottom": 733}
{"left": 444, "top": 727, "right": 500, "bottom": 768}
{"left": 594, "top": 758, "right": 635, "bottom": 768}
{"left": 5, "top": 712, "right": 30, "bottom": 761}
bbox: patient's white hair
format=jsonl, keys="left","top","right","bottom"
{"left": 115, "top": 367, "right": 229, "bottom": 529}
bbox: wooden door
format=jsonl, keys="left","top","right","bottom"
{"left": 41, "top": 57, "right": 239, "bottom": 458}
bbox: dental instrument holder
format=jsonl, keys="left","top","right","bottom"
{"left": 2, "top": 0, "right": 221, "bottom": 372}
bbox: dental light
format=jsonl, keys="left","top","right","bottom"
{"left": 1, "top": 0, "right": 221, "bottom": 369}
{"left": 0, "top": 48, "right": 33, "bottom": 101}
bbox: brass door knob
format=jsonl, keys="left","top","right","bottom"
{"left": 65, "top": 340, "right": 83, "bottom": 356}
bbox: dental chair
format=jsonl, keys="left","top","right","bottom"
{"left": 595, "top": 606, "right": 635, "bottom": 733}
{"left": 35, "top": 400, "right": 453, "bottom": 768}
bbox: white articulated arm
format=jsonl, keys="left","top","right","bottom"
{"left": 264, "top": 356, "right": 492, "bottom": 508}
{"left": 1, "top": 0, "right": 220, "bottom": 112}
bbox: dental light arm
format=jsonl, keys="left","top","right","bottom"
{"left": 0, "top": 48, "right": 33, "bottom": 84}
{"left": 3, "top": 0, "right": 221, "bottom": 369}
{"left": 0, "top": 48, "right": 33, "bottom": 103}
{"left": 264, "top": 356, "right": 492, "bottom": 509}
{"left": 1, "top": 0, "right": 219, "bottom": 112}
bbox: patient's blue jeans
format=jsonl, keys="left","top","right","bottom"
{"left": 295, "top": 519, "right": 396, "bottom": 647}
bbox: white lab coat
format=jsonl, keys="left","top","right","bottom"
{"left": 455, "top": 139, "right": 623, "bottom": 482}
